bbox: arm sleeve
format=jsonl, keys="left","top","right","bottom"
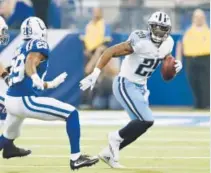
{"left": 127, "top": 30, "right": 142, "bottom": 53}
{"left": 168, "top": 37, "right": 175, "bottom": 54}
{"left": 30, "top": 40, "right": 49, "bottom": 57}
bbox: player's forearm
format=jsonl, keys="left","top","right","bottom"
{"left": 26, "top": 60, "right": 48, "bottom": 88}
{"left": 25, "top": 52, "right": 45, "bottom": 77}
{"left": 25, "top": 60, "right": 38, "bottom": 77}
{"left": 0, "top": 63, "right": 9, "bottom": 85}
{"left": 176, "top": 41, "right": 183, "bottom": 61}
{"left": 1, "top": 71, "right": 9, "bottom": 85}
{"left": 25, "top": 54, "right": 42, "bottom": 77}
{"left": 96, "top": 42, "right": 133, "bottom": 70}
{"left": 95, "top": 47, "right": 114, "bottom": 70}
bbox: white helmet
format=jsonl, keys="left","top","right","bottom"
{"left": 0, "top": 16, "right": 9, "bottom": 45}
{"left": 148, "top": 11, "right": 171, "bottom": 43}
{"left": 21, "top": 17, "right": 47, "bottom": 41}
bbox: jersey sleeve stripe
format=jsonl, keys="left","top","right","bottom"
{"left": 29, "top": 40, "right": 35, "bottom": 51}
{"left": 26, "top": 40, "right": 31, "bottom": 51}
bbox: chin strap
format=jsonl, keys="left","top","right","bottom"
{"left": 150, "top": 36, "right": 162, "bottom": 47}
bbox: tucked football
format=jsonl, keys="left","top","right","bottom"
{"left": 161, "top": 55, "right": 176, "bottom": 81}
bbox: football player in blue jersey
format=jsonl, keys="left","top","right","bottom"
{"left": 0, "top": 17, "right": 99, "bottom": 170}
{"left": 0, "top": 64, "right": 8, "bottom": 124}
{"left": 0, "top": 16, "right": 31, "bottom": 159}
{"left": 0, "top": 16, "right": 10, "bottom": 125}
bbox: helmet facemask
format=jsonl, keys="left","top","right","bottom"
{"left": 0, "top": 27, "right": 9, "bottom": 45}
{"left": 149, "top": 23, "right": 171, "bottom": 43}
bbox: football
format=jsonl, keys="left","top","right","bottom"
{"left": 161, "top": 55, "right": 176, "bottom": 81}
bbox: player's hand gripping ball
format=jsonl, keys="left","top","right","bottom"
{"left": 161, "top": 55, "right": 177, "bottom": 81}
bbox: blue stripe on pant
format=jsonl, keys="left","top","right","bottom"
{"left": 22, "top": 97, "right": 70, "bottom": 119}
{"left": 28, "top": 97, "right": 71, "bottom": 114}
{"left": 113, "top": 76, "right": 153, "bottom": 121}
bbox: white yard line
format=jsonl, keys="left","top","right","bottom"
{"left": 4, "top": 110, "right": 206, "bottom": 126}
{"left": 19, "top": 137, "right": 210, "bottom": 142}
{"left": 21, "top": 144, "right": 209, "bottom": 150}
{"left": 21, "top": 130, "right": 210, "bottom": 135}
{"left": 126, "top": 156, "right": 210, "bottom": 159}
{"left": 22, "top": 129, "right": 210, "bottom": 134}
{"left": 0, "top": 165, "right": 209, "bottom": 171}
{"left": 15, "top": 155, "right": 210, "bottom": 159}
{"left": 0, "top": 165, "right": 209, "bottom": 170}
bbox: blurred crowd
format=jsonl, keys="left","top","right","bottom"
{"left": 1, "top": 0, "right": 210, "bottom": 31}
{"left": 79, "top": 7, "right": 122, "bottom": 110}
{"left": 81, "top": 7, "right": 210, "bottom": 110}
{"left": 0, "top": 0, "right": 210, "bottom": 110}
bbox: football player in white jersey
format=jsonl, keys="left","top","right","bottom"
{"left": 0, "top": 16, "right": 32, "bottom": 159}
{"left": 80, "top": 11, "right": 183, "bottom": 168}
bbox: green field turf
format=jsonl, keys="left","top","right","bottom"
{"left": 0, "top": 125, "right": 209, "bottom": 173}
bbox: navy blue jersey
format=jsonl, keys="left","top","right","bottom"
{"left": 7, "top": 39, "right": 49, "bottom": 97}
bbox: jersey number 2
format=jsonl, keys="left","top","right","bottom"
{"left": 9, "top": 54, "right": 25, "bottom": 86}
{"left": 135, "top": 59, "right": 162, "bottom": 77}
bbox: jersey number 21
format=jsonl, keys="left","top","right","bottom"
{"left": 135, "top": 58, "right": 162, "bottom": 77}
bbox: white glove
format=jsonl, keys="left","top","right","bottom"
{"left": 80, "top": 68, "right": 101, "bottom": 91}
{"left": 174, "top": 60, "right": 182, "bottom": 74}
{"left": 31, "top": 73, "right": 44, "bottom": 90}
{"left": 47, "top": 72, "right": 68, "bottom": 89}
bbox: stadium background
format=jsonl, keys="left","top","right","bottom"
{"left": 0, "top": 0, "right": 210, "bottom": 108}
{"left": 0, "top": 1, "right": 210, "bottom": 173}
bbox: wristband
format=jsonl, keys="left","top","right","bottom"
{"left": 93, "top": 68, "right": 101, "bottom": 76}
{"left": 46, "top": 81, "right": 54, "bottom": 89}
{"left": 31, "top": 73, "right": 40, "bottom": 81}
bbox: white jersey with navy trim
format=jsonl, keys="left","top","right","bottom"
{"left": 119, "top": 30, "right": 174, "bottom": 85}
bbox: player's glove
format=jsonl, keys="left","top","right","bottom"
{"left": 31, "top": 73, "right": 44, "bottom": 90}
{"left": 80, "top": 68, "right": 101, "bottom": 91}
{"left": 46, "top": 72, "right": 68, "bottom": 89}
{"left": 174, "top": 60, "right": 182, "bottom": 74}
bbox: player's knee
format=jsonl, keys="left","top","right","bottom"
{"left": 66, "top": 110, "right": 80, "bottom": 128}
{"left": 72, "top": 110, "right": 79, "bottom": 118}
{"left": 137, "top": 120, "right": 154, "bottom": 129}
{"left": 146, "top": 121, "right": 154, "bottom": 129}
